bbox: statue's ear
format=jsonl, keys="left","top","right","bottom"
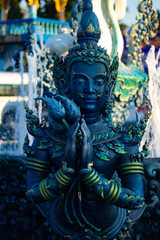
{"left": 108, "top": 79, "right": 115, "bottom": 93}
{"left": 108, "top": 55, "right": 119, "bottom": 87}
{"left": 59, "top": 76, "right": 70, "bottom": 96}
{"left": 60, "top": 78, "right": 66, "bottom": 90}
{"left": 106, "top": 78, "right": 115, "bottom": 96}
{"left": 106, "top": 55, "right": 118, "bottom": 96}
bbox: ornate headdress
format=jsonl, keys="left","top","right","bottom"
{"left": 53, "top": 0, "right": 119, "bottom": 94}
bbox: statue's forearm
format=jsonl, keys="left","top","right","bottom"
{"left": 117, "top": 162, "right": 144, "bottom": 197}
{"left": 26, "top": 164, "right": 75, "bottom": 203}
{"left": 80, "top": 167, "right": 121, "bottom": 204}
{"left": 80, "top": 166, "right": 144, "bottom": 209}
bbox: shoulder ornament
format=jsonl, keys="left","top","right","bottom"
{"left": 119, "top": 112, "right": 151, "bottom": 145}
{"left": 93, "top": 130, "right": 127, "bottom": 162}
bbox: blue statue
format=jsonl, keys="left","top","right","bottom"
{"left": 24, "top": 1, "right": 150, "bottom": 239}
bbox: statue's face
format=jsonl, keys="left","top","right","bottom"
{"left": 69, "top": 62, "right": 109, "bottom": 115}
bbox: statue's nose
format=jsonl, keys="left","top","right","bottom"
{"left": 85, "top": 78, "right": 96, "bottom": 94}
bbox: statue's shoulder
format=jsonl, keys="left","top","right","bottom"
{"left": 92, "top": 112, "right": 150, "bottom": 160}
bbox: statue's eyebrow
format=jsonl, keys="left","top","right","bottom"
{"left": 72, "top": 71, "right": 89, "bottom": 79}
{"left": 72, "top": 71, "right": 107, "bottom": 78}
{"left": 92, "top": 72, "right": 107, "bottom": 78}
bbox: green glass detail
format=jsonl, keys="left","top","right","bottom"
{"left": 51, "top": 142, "right": 65, "bottom": 159}
{"left": 113, "top": 140, "right": 122, "bottom": 147}
{"left": 95, "top": 153, "right": 109, "bottom": 161}
{"left": 106, "top": 141, "right": 127, "bottom": 155}
{"left": 37, "top": 138, "right": 51, "bottom": 150}
{"left": 56, "top": 145, "right": 63, "bottom": 152}
{"left": 94, "top": 144, "right": 110, "bottom": 161}
{"left": 114, "top": 147, "right": 127, "bottom": 154}
{"left": 115, "top": 68, "right": 147, "bottom": 102}
{"left": 106, "top": 143, "right": 114, "bottom": 150}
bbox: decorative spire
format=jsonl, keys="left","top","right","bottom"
{"left": 58, "top": 0, "right": 118, "bottom": 83}
{"left": 77, "top": 0, "right": 101, "bottom": 45}
{"left": 83, "top": 0, "right": 93, "bottom": 11}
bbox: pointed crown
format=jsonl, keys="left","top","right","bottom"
{"left": 53, "top": 0, "right": 119, "bottom": 90}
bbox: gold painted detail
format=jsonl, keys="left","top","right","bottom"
{"left": 37, "top": 138, "right": 51, "bottom": 150}
{"left": 126, "top": 0, "right": 159, "bottom": 67}
{"left": 27, "top": 157, "right": 51, "bottom": 165}
{"left": 104, "top": 181, "right": 121, "bottom": 204}
{"left": 91, "top": 129, "right": 118, "bottom": 145}
{"left": 95, "top": 152, "right": 109, "bottom": 161}
{"left": 121, "top": 112, "right": 151, "bottom": 145}
{"left": 117, "top": 162, "right": 144, "bottom": 175}
{"left": 86, "top": 23, "right": 95, "bottom": 33}
{"left": 87, "top": 162, "right": 94, "bottom": 170}
{"left": 81, "top": 168, "right": 121, "bottom": 203}
{"left": 51, "top": 142, "right": 65, "bottom": 159}
{"left": 95, "top": 94, "right": 103, "bottom": 98}
{"left": 27, "top": 166, "right": 50, "bottom": 172}
{"left": 82, "top": 168, "right": 100, "bottom": 188}
{"left": 131, "top": 140, "right": 149, "bottom": 161}
{"left": 78, "top": 93, "right": 85, "bottom": 98}
{"left": 39, "top": 179, "right": 57, "bottom": 201}
{"left": 55, "top": 168, "right": 72, "bottom": 186}
{"left": 27, "top": 157, "right": 51, "bottom": 172}
{"left": 94, "top": 138, "right": 126, "bottom": 162}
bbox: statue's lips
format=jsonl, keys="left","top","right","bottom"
{"left": 84, "top": 98, "right": 97, "bottom": 103}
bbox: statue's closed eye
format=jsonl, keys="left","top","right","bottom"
{"left": 77, "top": 79, "right": 86, "bottom": 85}
{"left": 94, "top": 78, "right": 105, "bottom": 86}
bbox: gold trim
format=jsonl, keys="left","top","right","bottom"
{"left": 107, "top": 183, "right": 119, "bottom": 203}
{"left": 83, "top": 169, "right": 96, "bottom": 182}
{"left": 118, "top": 166, "right": 144, "bottom": 172}
{"left": 27, "top": 157, "right": 51, "bottom": 165}
{"left": 118, "top": 162, "right": 143, "bottom": 169}
{"left": 86, "top": 23, "right": 95, "bottom": 33}
{"left": 27, "top": 165, "right": 49, "bottom": 172}
{"left": 84, "top": 171, "right": 99, "bottom": 185}
{"left": 56, "top": 170, "right": 70, "bottom": 184}
{"left": 104, "top": 181, "right": 115, "bottom": 202}
{"left": 39, "top": 179, "right": 56, "bottom": 201}
{"left": 87, "top": 175, "right": 100, "bottom": 188}
{"left": 27, "top": 162, "right": 51, "bottom": 169}
{"left": 118, "top": 170, "right": 144, "bottom": 175}
{"left": 59, "top": 168, "right": 71, "bottom": 181}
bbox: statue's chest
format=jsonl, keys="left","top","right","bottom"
{"left": 47, "top": 134, "right": 127, "bottom": 173}
{"left": 93, "top": 140, "right": 127, "bottom": 174}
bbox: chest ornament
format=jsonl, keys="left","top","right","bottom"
{"left": 51, "top": 142, "right": 65, "bottom": 159}
{"left": 94, "top": 136, "right": 127, "bottom": 162}
{"left": 92, "top": 130, "right": 119, "bottom": 145}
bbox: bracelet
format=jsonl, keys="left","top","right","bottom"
{"left": 80, "top": 168, "right": 121, "bottom": 204}
{"left": 81, "top": 168, "right": 100, "bottom": 187}
{"left": 39, "top": 178, "right": 58, "bottom": 201}
{"left": 55, "top": 167, "right": 73, "bottom": 186}
{"left": 104, "top": 180, "right": 121, "bottom": 204}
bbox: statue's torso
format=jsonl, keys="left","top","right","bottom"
{"left": 45, "top": 127, "right": 127, "bottom": 238}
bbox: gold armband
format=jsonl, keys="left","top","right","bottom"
{"left": 117, "top": 162, "right": 144, "bottom": 176}
{"left": 27, "top": 157, "right": 51, "bottom": 172}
